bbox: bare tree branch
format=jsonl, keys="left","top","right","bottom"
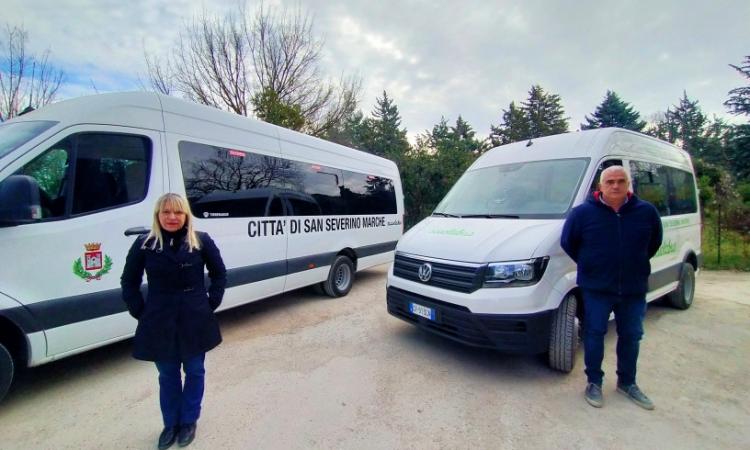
{"left": 142, "top": 2, "right": 360, "bottom": 136}
{"left": 0, "top": 24, "right": 64, "bottom": 121}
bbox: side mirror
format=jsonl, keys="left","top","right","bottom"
{"left": 0, "top": 175, "right": 42, "bottom": 226}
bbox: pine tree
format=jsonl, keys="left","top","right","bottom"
{"left": 725, "top": 56, "right": 750, "bottom": 117}
{"left": 522, "top": 85, "right": 569, "bottom": 139}
{"left": 582, "top": 90, "right": 646, "bottom": 131}
{"left": 449, "top": 115, "right": 486, "bottom": 153}
{"left": 369, "top": 91, "right": 409, "bottom": 161}
{"left": 489, "top": 101, "right": 529, "bottom": 146}
{"left": 666, "top": 91, "right": 707, "bottom": 155}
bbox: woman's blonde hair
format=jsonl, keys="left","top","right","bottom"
{"left": 143, "top": 193, "right": 201, "bottom": 252}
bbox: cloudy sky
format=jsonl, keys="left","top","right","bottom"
{"left": 5, "top": 0, "right": 749, "bottom": 140}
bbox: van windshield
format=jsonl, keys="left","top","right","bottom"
{"left": 433, "top": 157, "right": 590, "bottom": 219}
{"left": 0, "top": 121, "right": 57, "bottom": 160}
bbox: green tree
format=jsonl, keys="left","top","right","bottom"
{"left": 251, "top": 87, "right": 306, "bottom": 130}
{"left": 581, "top": 90, "right": 646, "bottom": 131}
{"left": 666, "top": 91, "right": 707, "bottom": 155}
{"left": 449, "top": 115, "right": 487, "bottom": 153}
{"left": 489, "top": 101, "right": 529, "bottom": 146}
{"left": 366, "top": 91, "right": 410, "bottom": 161}
{"left": 725, "top": 56, "right": 750, "bottom": 117}
{"left": 522, "top": 85, "right": 569, "bottom": 138}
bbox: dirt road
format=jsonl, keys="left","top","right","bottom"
{"left": 1, "top": 268, "right": 748, "bottom": 449}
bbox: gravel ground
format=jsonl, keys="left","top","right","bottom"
{"left": 0, "top": 267, "right": 748, "bottom": 449}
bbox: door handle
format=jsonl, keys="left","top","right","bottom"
{"left": 124, "top": 227, "right": 150, "bottom": 236}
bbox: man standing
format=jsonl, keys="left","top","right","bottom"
{"left": 561, "top": 165, "right": 662, "bottom": 410}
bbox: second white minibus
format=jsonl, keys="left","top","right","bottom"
{"left": 387, "top": 128, "right": 700, "bottom": 372}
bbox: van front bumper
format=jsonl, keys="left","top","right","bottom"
{"left": 387, "top": 286, "right": 554, "bottom": 355}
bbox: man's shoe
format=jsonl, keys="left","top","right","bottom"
{"left": 157, "top": 426, "right": 178, "bottom": 450}
{"left": 617, "top": 383, "right": 655, "bottom": 410}
{"left": 584, "top": 383, "right": 603, "bottom": 408}
{"left": 177, "top": 423, "right": 197, "bottom": 447}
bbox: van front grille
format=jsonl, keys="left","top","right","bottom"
{"left": 393, "top": 253, "right": 483, "bottom": 293}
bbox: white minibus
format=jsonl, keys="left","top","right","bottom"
{"left": 386, "top": 128, "right": 700, "bottom": 372}
{"left": 0, "top": 92, "right": 404, "bottom": 401}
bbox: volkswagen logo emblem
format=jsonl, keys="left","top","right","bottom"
{"left": 418, "top": 263, "right": 432, "bottom": 282}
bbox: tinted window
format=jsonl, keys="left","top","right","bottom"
{"left": 630, "top": 161, "right": 670, "bottom": 216}
{"left": 72, "top": 134, "right": 150, "bottom": 214}
{"left": 343, "top": 171, "right": 398, "bottom": 214}
{"left": 667, "top": 167, "right": 697, "bottom": 215}
{"left": 179, "top": 141, "right": 397, "bottom": 217}
{"left": 7, "top": 133, "right": 150, "bottom": 220}
{"left": 179, "top": 142, "right": 289, "bottom": 218}
{"left": 287, "top": 161, "right": 344, "bottom": 215}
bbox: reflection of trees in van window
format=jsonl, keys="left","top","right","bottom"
{"left": 630, "top": 161, "right": 669, "bottom": 216}
{"left": 10, "top": 133, "right": 150, "bottom": 219}
{"left": 434, "top": 158, "right": 588, "bottom": 218}
{"left": 179, "top": 140, "right": 398, "bottom": 217}
{"left": 16, "top": 140, "right": 71, "bottom": 218}
{"left": 286, "top": 161, "right": 343, "bottom": 215}
{"left": 342, "top": 171, "right": 398, "bottom": 214}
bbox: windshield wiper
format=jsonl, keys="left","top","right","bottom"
{"left": 461, "top": 214, "right": 520, "bottom": 219}
{"left": 432, "top": 212, "right": 461, "bottom": 218}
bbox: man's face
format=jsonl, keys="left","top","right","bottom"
{"left": 600, "top": 170, "right": 630, "bottom": 204}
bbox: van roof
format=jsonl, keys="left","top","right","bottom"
{"left": 11, "top": 91, "right": 398, "bottom": 175}
{"left": 473, "top": 128, "right": 693, "bottom": 171}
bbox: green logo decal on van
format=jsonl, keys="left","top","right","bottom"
{"left": 654, "top": 240, "right": 677, "bottom": 258}
{"left": 73, "top": 243, "right": 113, "bottom": 282}
{"left": 429, "top": 228, "right": 475, "bottom": 237}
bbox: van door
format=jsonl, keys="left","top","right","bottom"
{"left": 0, "top": 125, "right": 164, "bottom": 357}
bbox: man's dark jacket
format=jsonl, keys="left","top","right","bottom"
{"left": 561, "top": 192, "right": 663, "bottom": 296}
{"left": 121, "top": 230, "right": 226, "bottom": 361}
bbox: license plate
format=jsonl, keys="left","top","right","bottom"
{"left": 409, "top": 302, "right": 435, "bottom": 321}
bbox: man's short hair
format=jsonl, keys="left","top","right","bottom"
{"left": 600, "top": 165, "right": 631, "bottom": 184}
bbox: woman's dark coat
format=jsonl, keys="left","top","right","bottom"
{"left": 121, "top": 231, "right": 226, "bottom": 361}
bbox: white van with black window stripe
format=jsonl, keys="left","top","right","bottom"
{"left": 0, "top": 92, "right": 403, "bottom": 401}
{"left": 386, "top": 128, "right": 700, "bottom": 372}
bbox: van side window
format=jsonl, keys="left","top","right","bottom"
{"left": 666, "top": 167, "right": 697, "bottom": 215}
{"left": 287, "top": 161, "right": 345, "bottom": 215}
{"left": 179, "top": 140, "right": 398, "bottom": 217}
{"left": 630, "top": 161, "right": 669, "bottom": 216}
{"left": 589, "top": 160, "right": 623, "bottom": 194}
{"left": 71, "top": 134, "right": 150, "bottom": 215}
{"left": 342, "top": 172, "right": 398, "bottom": 214}
{"left": 12, "top": 133, "right": 150, "bottom": 219}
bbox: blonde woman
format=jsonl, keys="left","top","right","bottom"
{"left": 121, "top": 193, "right": 226, "bottom": 449}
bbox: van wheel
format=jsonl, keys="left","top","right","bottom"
{"left": 548, "top": 294, "right": 578, "bottom": 373}
{"left": 667, "top": 263, "right": 695, "bottom": 310}
{"left": 0, "top": 343, "right": 14, "bottom": 403}
{"left": 323, "top": 255, "right": 354, "bottom": 297}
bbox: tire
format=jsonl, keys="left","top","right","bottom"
{"left": 667, "top": 263, "right": 695, "bottom": 310}
{"left": 548, "top": 293, "right": 578, "bottom": 373}
{"left": 322, "top": 255, "right": 355, "bottom": 297}
{"left": 0, "top": 342, "right": 14, "bottom": 403}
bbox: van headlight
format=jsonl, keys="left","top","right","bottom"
{"left": 483, "top": 257, "right": 549, "bottom": 288}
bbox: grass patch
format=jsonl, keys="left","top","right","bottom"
{"left": 701, "top": 215, "right": 750, "bottom": 271}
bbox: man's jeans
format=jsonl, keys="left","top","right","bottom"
{"left": 582, "top": 290, "right": 646, "bottom": 386}
{"left": 155, "top": 353, "right": 206, "bottom": 427}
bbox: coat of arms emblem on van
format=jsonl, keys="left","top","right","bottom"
{"left": 72, "top": 242, "right": 113, "bottom": 282}
{"left": 418, "top": 263, "right": 432, "bottom": 282}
